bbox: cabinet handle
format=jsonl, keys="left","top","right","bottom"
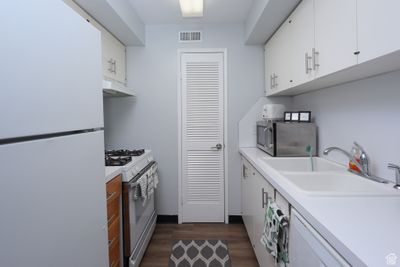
{"left": 261, "top": 188, "right": 268, "bottom": 209}
{"left": 108, "top": 59, "right": 114, "bottom": 73}
{"left": 312, "top": 48, "right": 320, "bottom": 70}
{"left": 305, "top": 53, "right": 312, "bottom": 74}
{"left": 110, "top": 260, "right": 117, "bottom": 267}
{"left": 273, "top": 74, "right": 278, "bottom": 88}
{"left": 270, "top": 75, "right": 274, "bottom": 89}
{"left": 108, "top": 236, "right": 117, "bottom": 247}
{"left": 113, "top": 60, "right": 117, "bottom": 74}
{"left": 242, "top": 165, "right": 247, "bottom": 179}
{"left": 107, "top": 214, "right": 116, "bottom": 225}
{"left": 107, "top": 191, "right": 116, "bottom": 201}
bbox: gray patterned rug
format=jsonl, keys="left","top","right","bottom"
{"left": 168, "top": 240, "right": 232, "bottom": 267}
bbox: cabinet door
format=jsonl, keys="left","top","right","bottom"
{"left": 265, "top": 34, "right": 279, "bottom": 94}
{"left": 102, "top": 31, "right": 126, "bottom": 83}
{"left": 273, "top": 17, "right": 294, "bottom": 93}
{"left": 288, "top": 0, "right": 315, "bottom": 87}
{"left": 102, "top": 31, "right": 116, "bottom": 80}
{"left": 241, "top": 160, "right": 254, "bottom": 243}
{"left": 314, "top": 0, "right": 357, "bottom": 78}
{"left": 357, "top": 0, "right": 400, "bottom": 63}
{"left": 253, "top": 173, "right": 276, "bottom": 267}
{"left": 265, "top": 17, "right": 294, "bottom": 95}
{"left": 114, "top": 43, "right": 126, "bottom": 83}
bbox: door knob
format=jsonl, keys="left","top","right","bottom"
{"left": 211, "top": 144, "right": 222, "bottom": 150}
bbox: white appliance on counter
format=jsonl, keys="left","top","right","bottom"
{"left": 0, "top": 1, "right": 108, "bottom": 267}
{"left": 262, "top": 104, "right": 286, "bottom": 120}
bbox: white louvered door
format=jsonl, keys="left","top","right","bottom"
{"left": 180, "top": 52, "right": 225, "bottom": 223}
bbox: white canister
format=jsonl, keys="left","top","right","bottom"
{"left": 262, "top": 104, "right": 286, "bottom": 120}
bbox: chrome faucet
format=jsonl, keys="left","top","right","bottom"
{"left": 323, "top": 142, "right": 388, "bottom": 183}
{"left": 388, "top": 163, "right": 400, "bottom": 189}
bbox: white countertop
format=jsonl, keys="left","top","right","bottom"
{"left": 105, "top": 166, "right": 122, "bottom": 183}
{"left": 239, "top": 147, "right": 400, "bottom": 267}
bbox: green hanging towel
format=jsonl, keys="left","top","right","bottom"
{"left": 260, "top": 198, "right": 289, "bottom": 264}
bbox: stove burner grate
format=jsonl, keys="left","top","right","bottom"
{"left": 105, "top": 149, "right": 145, "bottom": 157}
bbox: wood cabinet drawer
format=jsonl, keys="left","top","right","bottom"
{"left": 108, "top": 216, "right": 120, "bottom": 246}
{"left": 108, "top": 236, "right": 120, "bottom": 267}
{"left": 107, "top": 196, "right": 119, "bottom": 226}
{"left": 106, "top": 175, "right": 122, "bottom": 203}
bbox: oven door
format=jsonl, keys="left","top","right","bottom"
{"left": 123, "top": 163, "right": 156, "bottom": 258}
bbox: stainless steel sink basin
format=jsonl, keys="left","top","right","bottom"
{"left": 261, "top": 157, "right": 345, "bottom": 172}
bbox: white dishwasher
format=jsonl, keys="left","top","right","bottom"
{"left": 289, "top": 209, "right": 350, "bottom": 267}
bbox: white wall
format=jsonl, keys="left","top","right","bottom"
{"left": 293, "top": 70, "right": 400, "bottom": 182}
{"left": 104, "top": 23, "right": 284, "bottom": 215}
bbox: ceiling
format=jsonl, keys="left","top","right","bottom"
{"left": 129, "top": 0, "right": 254, "bottom": 25}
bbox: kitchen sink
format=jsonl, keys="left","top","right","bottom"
{"left": 260, "top": 157, "right": 346, "bottom": 173}
{"left": 259, "top": 157, "right": 400, "bottom": 197}
{"left": 282, "top": 172, "right": 399, "bottom": 197}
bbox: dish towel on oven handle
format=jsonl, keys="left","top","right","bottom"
{"left": 132, "top": 173, "right": 149, "bottom": 203}
{"left": 151, "top": 163, "right": 159, "bottom": 189}
{"left": 260, "top": 198, "right": 289, "bottom": 265}
{"left": 147, "top": 170, "right": 155, "bottom": 199}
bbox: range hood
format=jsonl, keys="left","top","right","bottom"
{"left": 102, "top": 79, "right": 136, "bottom": 97}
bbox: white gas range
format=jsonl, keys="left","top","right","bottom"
{"left": 105, "top": 149, "right": 157, "bottom": 267}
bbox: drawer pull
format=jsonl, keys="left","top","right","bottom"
{"left": 107, "top": 192, "right": 117, "bottom": 201}
{"left": 107, "top": 214, "right": 115, "bottom": 225}
{"left": 110, "top": 260, "right": 117, "bottom": 267}
{"left": 261, "top": 188, "right": 268, "bottom": 209}
{"left": 108, "top": 236, "right": 117, "bottom": 248}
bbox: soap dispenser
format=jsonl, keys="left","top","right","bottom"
{"left": 349, "top": 145, "right": 361, "bottom": 173}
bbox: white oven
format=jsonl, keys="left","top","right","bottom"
{"left": 121, "top": 152, "right": 158, "bottom": 267}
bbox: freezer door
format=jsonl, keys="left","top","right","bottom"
{"left": 0, "top": 0, "right": 103, "bottom": 140}
{"left": 0, "top": 131, "right": 108, "bottom": 267}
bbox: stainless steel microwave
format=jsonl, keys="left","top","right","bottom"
{"left": 256, "top": 120, "right": 317, "bottom": 157}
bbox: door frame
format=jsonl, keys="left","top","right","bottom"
{"left": 177, "top": 49, "right": 228, "bottom": 224}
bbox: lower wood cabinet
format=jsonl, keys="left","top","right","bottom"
{"left": 106, "top": 175, "right": 122, "bottom": 267}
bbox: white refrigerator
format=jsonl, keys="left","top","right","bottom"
{"left": 0, "top": 1, "right": 109, "bottom": 266}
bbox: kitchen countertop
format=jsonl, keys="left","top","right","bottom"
{"left": 105, "top": 166, "right": 122, "bottom": 183}
{"left": 239, "top": 147, "right": 400, "bottom": 267}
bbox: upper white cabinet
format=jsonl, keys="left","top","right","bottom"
{"left": 357, "top": 0, "right": 400, "bottom": 64}
{"left": 102, "top": 30, "right": 126, "bottom": 84}
{"left": 265, "top": 18, "right": 293, "bottom": 93}
{"left": 314, "top": 0, "right": 357, "bottom": 78}
{"left": 64, "top": 0, "right": 134, "bottom": 96}
{"left": 265, "top": 0, "right": 400, "bottom": 96}
{"left": 288, "top": 0, "right": 315, "bottom": 87}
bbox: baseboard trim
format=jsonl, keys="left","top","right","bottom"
{"left": 228, "top": 215, "right": 244, "bottom": 224}
{"left": 156, "top": 215, "right": 243, "bottom": 224}
{"left": 157, "top": 215, "right": 179, "bottom": 224}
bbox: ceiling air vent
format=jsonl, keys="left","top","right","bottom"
{"left": 179, "top": 31, "right": 202, "bottom": 42}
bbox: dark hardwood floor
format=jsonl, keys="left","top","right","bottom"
{"left": 139, "top": 223, "right": 259, "bottom": 267}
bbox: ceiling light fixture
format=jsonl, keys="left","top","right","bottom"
{"left": 179, "top": 0, "right": 203, "bottom": 18}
